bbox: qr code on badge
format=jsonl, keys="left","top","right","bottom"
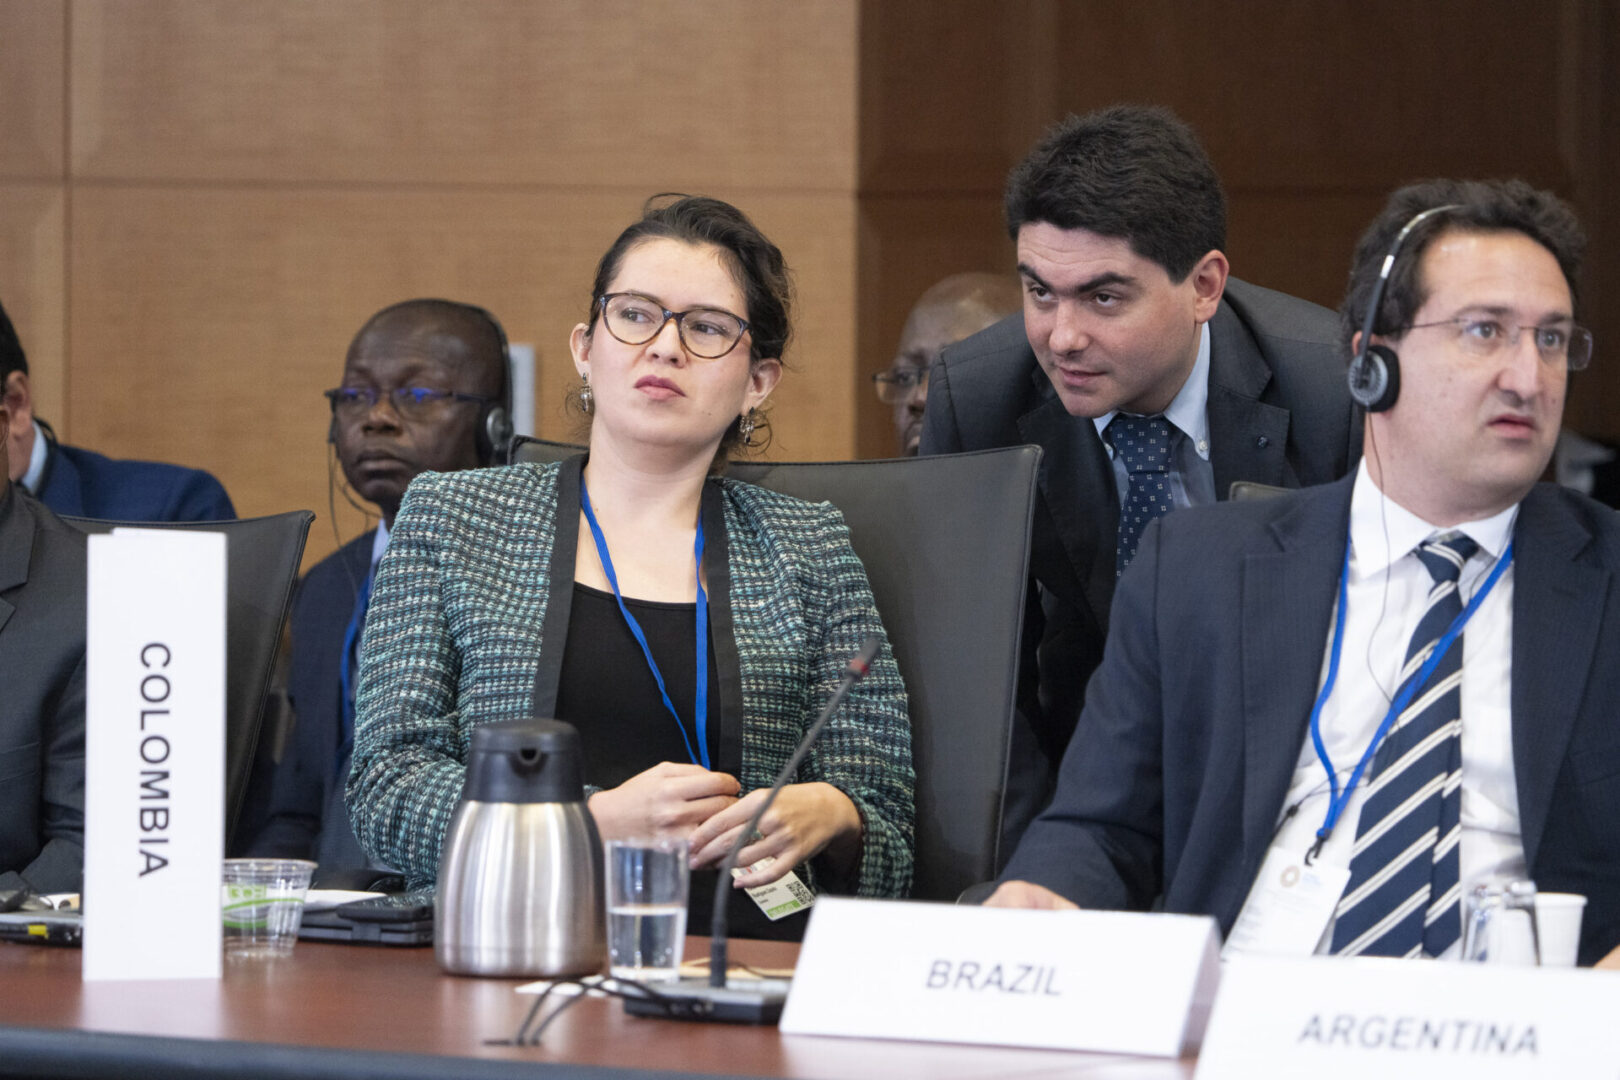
{"left": 785, "top": 877, "right": 815, "bottom": 907}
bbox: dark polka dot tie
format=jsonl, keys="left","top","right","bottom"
{"left": 1107, "top": 414, "right": 1175, "bottom": 577}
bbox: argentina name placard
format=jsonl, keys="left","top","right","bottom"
{"left": 780, "top": 897, "right": 1221, "bottom": 1057}
{"left": 83, "top": 528, "right": 226, "bottom": 981}
{"left": 1196, "top": 954, "right": 1620, "bottom": 1078}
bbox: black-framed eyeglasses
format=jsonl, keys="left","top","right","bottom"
{"left": 871, "top": 367, "right": 928, "bottom": 405}
{"left": 1404, "top": 316, "right": 1593, "bottom": 371}
{"left": 324, "top": 386, "right": 492, "bottom": 420}
{"left": 596, "top": 293, "right": 750, "bottom": 360}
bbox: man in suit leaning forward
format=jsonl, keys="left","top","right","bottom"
{"left": 919, "top": 105, "right": 1358, "bottom": 852}
{"left": 991, "top": 178, "right": 1620, "bottom": 968}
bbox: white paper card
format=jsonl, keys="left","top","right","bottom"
{"left": 1222, "top": 845, "right": 1350, "bottom": 958}
{"left": 1197, "top": 954, "right": 1620, "bottom": 1079}
{"left": 780, "top": 897, "right": 1221, "bottom": 1057}
{"left": 83, "top": 529, "right": 226, "bottom": 981}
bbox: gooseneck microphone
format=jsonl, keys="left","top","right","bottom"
{"left": 624, "top": 633, "right": 883, "bottom": 1024}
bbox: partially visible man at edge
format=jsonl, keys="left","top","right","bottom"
{"left": 990, "top": 178, "right": 1620, "bottom": 969}
{"left": 235, "top": 299, "right": 510, "bottom": 883}
{"left": 0, "top": 297, "right": 236, "bottom": 523}
{"left": 919, "top": 105, "right": 1358, "bottom": 856}
{"left": 875, "top": 273, "right": 1021, "bottom": 456}
{"left": 0, "top": 392, "right": 87, "bottom": 895}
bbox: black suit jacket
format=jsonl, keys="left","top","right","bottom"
{"left": 239, "top": 532, "right": 372, "bottom": 865}
{"left": 919, "top": 278, "right": 1359, "bottom": 852}
{"left": 1004, "top": 478, "right": 1620, "bottom": 965}
{"left": 0, "top": 485, "right": 86, "bottom": 893}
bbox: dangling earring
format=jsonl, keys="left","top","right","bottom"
{"left": 737, "top": 409, "right": 757, "bottom": 445}
{"left": 579, "top": 376, "right": 594, "bottom": 415}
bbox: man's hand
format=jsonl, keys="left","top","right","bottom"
{"left": 586, "top": 762, "right": 739, "bottom": 843}
{"left": 687, "top": 782, "right": 862, "bottom": 888}
{"left": 1597, "top": 944, "right": 1620, "bottom": 970}
{"left": 983, "top": 880, "right": 1080, "bottom": 910}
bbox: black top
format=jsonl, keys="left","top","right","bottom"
{"left": 556, "top": 583, "right": 803, "bottom": 942}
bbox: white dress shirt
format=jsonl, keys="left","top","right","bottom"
{"left": 1242, "top": 459, "right": 1526, "bottom": 958}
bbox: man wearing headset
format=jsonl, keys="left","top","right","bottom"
{"left": 988, "top": 179, "right": 1620, "bottom": 968}
{"left": 237, "top": 299, "right": 512, "bottom": 879}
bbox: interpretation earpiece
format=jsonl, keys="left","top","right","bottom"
{"left": 1347, "top": 343, "right": 1400, "bottom": 413}
{"left": 483, "top": 406, "right": 513, "bottom": 465}
{"left": 327, "top": 414, "right": 338, "bottom": 445}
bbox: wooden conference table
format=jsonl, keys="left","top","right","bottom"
{"left": 0, "top": 936, "right": 1194, "bottom": 1080}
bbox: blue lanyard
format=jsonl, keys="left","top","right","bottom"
{"left": 578, "top": 481, "right": 711, "bottom": 770}
{"left": 1304, "top": 531, "right": 1514, "bottom": 861}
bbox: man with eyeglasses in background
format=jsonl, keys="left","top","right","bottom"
{"left": 236, "top": 299, "right": 512, "bottom": 884}
{"left": 1, "top": 296, "right": 235, "bottom": 523}
{"left": 990, "top": 179, "right": 1620, "bottom": 969}
{"left": 873, "top": 273, "right": 1020, "bottom": 456}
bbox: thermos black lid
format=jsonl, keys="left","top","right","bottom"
{"left": 463, "top": 719, "right": 585, "bottom": 804}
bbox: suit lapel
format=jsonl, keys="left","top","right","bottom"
{"left": 0, "top": 487, "right": 31, "bottom": 635}
{"left": 1018, "top": 386, "right": 1118, "bottom": 629}
{"left": 1206, "top": 301, "right": 1293, "bottom": 498}
{"left": 1239, "top": 479, "right": 1352, "bottom": 869}
{"left": 1509, "top": 487, "right": 1604, "bottom": 870}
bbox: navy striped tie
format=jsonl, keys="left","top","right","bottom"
{"left": 1331, "top": 531, "right": 1478, "bottom": 958}
{"left": 1108, "top": 414, "right": 1175, "bottom": 577}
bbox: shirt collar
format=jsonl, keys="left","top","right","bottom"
{"left": 1092, "top": 322, "right": 1212, "bottom": 460}
{"left": 370, "top": 519, "right": 391, "bottom": 570}
{"left": 20, "top": 420, "right": 48, "bottom": 494}
{"left": 1348, "top": 457, "right": 1519, "bottom": 577}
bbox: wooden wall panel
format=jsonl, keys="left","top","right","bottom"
{"left": 856, "top": 0, "right": 1618, "bottom": 449}
{"left": 68, "top": 186, "right": 855, "bottom": 566}
{"left": 0, "top": 185, "right": 67, "bottom": 423}
{"left": 70, "top": 0, "right": 857, "bottom": 190}
{"left": 0, "top": 1, "right": 65, "bottom": 180}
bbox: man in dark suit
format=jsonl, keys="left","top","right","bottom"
{"left": 237, "top": 299, "right": 509, "bottom": 881}
{"left": 0, "top": 395, "right": 86, "bottom": 895}
{"left": 1, "top": 298, "right": 236, "bottom": 523}
{"left": 919, "top": 106, "right": 1358, "bottom": 851}
{"left": 991, "top": 179, "right": 1620, "bottom": 967}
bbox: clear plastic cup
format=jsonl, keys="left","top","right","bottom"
{"left": 222, "top": 858, "right": 316, "bottom": 959}
{"left": 605, "top": 839, "right": 689, "bottom": 983}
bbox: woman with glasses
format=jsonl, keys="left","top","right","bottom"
{"left": 346, "top": 196, "right": 913, "bottom": 938}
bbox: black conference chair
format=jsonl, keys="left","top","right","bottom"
{"left": 509, "top": 437, "right": 1041, "bottom": 902}
{"left": 66, "top": 510, "right": 314, "bottom": 844}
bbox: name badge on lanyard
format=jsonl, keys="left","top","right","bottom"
{"left": 1226, "top": 531, "right": 1513, "bottom": 958}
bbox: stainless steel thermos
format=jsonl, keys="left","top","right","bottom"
{"left": 435, "top": 719, "right": 607, "bottom": 976}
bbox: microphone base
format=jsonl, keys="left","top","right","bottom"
{"left": 622, "top": 976, "right": 790, "bottom": 1025}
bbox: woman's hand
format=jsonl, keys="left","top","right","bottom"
{"left": 587, "top": 762, "right": 740, "bottom": 843}
{"left": 687, "top": 782, "right": 862, "bottom": 888}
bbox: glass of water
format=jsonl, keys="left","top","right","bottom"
{"left": 605, "top": 838, "right": 689, "bottom": 982}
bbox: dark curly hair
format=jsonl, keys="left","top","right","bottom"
{"left": 1004, "top": 105, "right": 1226, "bottom": 283}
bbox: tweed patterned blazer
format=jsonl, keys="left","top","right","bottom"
{"left": 347, "top": 458, "right": 914, "bottom": 896}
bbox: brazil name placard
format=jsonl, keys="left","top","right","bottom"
{"left": 781, "top": 897, "right": 1220, "bottom": 1057}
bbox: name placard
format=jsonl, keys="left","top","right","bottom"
{"left": 1197, "top": 955, "right": 1620, "bottom": 1078}
{"left": 83, "top": 529, "right": 226, "bottom": 982}
{"left": 779, "top": 897, "right": 1220, "bottom": 1057}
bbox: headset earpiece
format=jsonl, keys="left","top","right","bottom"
{"left": 483, "top": 406, "right": 513, "bottom": 465}
{"left": 327, "top": 414, "right": 338, "bottom": 445}
{"left": 1347, "top": 343, "right": 1400, "bottom": 413}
